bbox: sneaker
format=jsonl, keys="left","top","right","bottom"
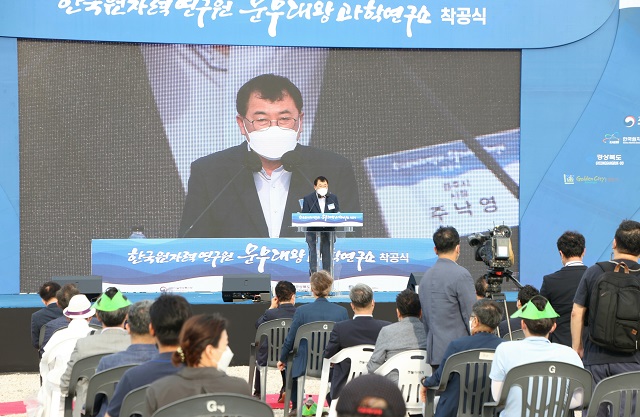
{"left": 288, "top": 408, "right": 298, "bottom": 417}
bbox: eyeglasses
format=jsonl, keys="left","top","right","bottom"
{"left": 244, "top": 116, "right": 298, "bottom": 131}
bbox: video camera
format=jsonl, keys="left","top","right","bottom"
{"left": 468, "top": 225, "right": 515, "bottom": 295}
{"left": 468, "top": 225, "right": 513, "bottom": 269}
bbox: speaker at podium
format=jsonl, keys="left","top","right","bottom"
{"left": 221, "top": 274, "right": 271, "bottom": 303}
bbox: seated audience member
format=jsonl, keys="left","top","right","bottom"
{"left": 253, "top": 280, "right": 297, "bottom": 400}
{"left": 490, "top": 296, "right": 584, "bottom": 417}
{"left": 40, "top": 284, "right": 80, "bottom": 356}
{"left": 31, "top": 281, "right": 63, "bottom": 350}
{"left": 145, "top": 314, "right": 250, "bottom": 415}
{"left": 96, "top": 300, "right": 157, "bottom": 372}
{"left": 93, "top": 300, "right": 156, "bottom": 417}
{"left": 367, "top": 289, "right": 427, "bottom": 383}
{"left": 37, "top": 294, "right": 96, "bottom": 417}
{"left": 277, "top": 271, "right": 349, "bottom": 416}
{"left": 540, "top": 230, "right": 587, "bottom": 347}
{"left": 324, "top": 283, "right": 390, "bottom": 401}
{"left": 420, "top": 299, "right": 504, "bottom": 417}
{"left": 497, "top": 284, "right": 539, "bottom": 337}
{"left": 335, "top": 374, "right": 406, "bottom": 417}
{"left": 105, "top": 294, "right": 193, "bottom": 417}
{"left": 61, "top": 287, "right": 132, "bottom": 417}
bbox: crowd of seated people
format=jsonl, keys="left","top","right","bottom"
{"left": 31, "top": 231, "right": 632, "bottom": 417}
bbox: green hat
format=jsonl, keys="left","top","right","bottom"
{"left": 94, "top": 288, "right": 131, "bottom": 311}
{"left": 510, "top": 296, "right": 560, "bottom": 320}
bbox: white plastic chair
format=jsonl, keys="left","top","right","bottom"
{"left": 374, "top": 349, "right": 431, "bottom": 416}
{"left": 315, "top": 344, "right": 375, "bottom": 417}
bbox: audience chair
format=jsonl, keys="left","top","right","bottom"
{"left": 248, "top": 318, "right": 293, "bottom": 401}
{"left": 84, "top": 364, "right": 138, "bottom": 417}
{"left": 501, "top": 329, "right": 525, "bottom": 341}
{"left": 151, "top": 393, "right": 274, "bottom": 417}
{"left": 586, "top": 371, "right": 640, "bottom": 417}
{"left": 39, "top": 324, "right": 48, "bottom": 350}
{"left": 481, "top": 361, "right": 592, "bottom": 417}
{"left": 315, "top": 344, "right": 375, "bottom": 417}
{"left": 64, "top": 353, "right": 110, "bottom": 417}
{"left": 283, "top": 321, "right": 336, "bottom": 417}
{"left": 120, "top": 384, "right": 150, "bottom": 417}
{"left": 119, "top": 384, "right": 150, "bottom": 417}
{"left": 373, "top": 349, "right": 431, "bottom": 416}
{"left": 424, "top": 349, "right": 496, "bottom": 417}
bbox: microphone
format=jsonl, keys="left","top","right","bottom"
{"left": 281, "top": 150, "right": 319, "bottom": 212}
{"left": 180, "top": 150, "right": 262, "bottom": 238}
{"left": 281, "top": 150, "right": 314, "bottom": 188}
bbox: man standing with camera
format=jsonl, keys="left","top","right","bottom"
{"left": 419, "top": 226, "right": 476, "bottom": 370}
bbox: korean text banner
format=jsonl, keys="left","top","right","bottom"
{"left": 0, "top": 0, "right": 616, "bottom": 48}
{"left": 92, "top": 238, "right": 435, "bottom": 292}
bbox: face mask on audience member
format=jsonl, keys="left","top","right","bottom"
{"left": 217, "top": 346, "right": 234, "bottom": 372}
{"left": 316, "top": 187, "right": 328, "bottom": 197}
{"left": 244, "top": 123, "right": 299, "bottom": 161}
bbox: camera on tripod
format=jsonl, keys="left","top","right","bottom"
{"left": 468, "top": 225, "right": 514, "bottom": 295}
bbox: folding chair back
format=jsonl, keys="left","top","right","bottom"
{"left": 284, "top": 321, "right": 335, "bottom": 417}
{"left": 316, "top": 344, "right": 375, "bottom": 417}
{"left": 64, "top": 353, "right": 109, "bottom": 417}
{"left": 248, "top": 318, "right": 292, "bottom": 401}
{"left": 424, "top": 349, "right": 496, "bottom": 417}
{"left": 374, "top": 349, "right": 431, "bottom": 415}
{"left": 151, "top": 393, "right": 274, "bottom": 417}
{"left": 39, "top": 324, "right": 48, "bottom": 350}
{"left": 501, "top": 329, "right": 525, "bottom": 341}
{"left": 119, "top": 384, "right": 150, "bottom": 417}
{"left": 586, "top": 371, "right": 640, "bottom": 417}
{"left": 481, "top": 361, "right": 592, "bottom": 417}
{"left": 84, "top": 364, "right": 138, "bottom": 417}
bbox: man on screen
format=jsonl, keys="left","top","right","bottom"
{"left": 302, "top": 176, "right": 339, "bottom": 274}
{"left": 179, "top": 74, "right": 360, "bottom": 238}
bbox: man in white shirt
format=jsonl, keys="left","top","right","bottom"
{"left": 490, "top": 296, "right": 584, "bottom": 417}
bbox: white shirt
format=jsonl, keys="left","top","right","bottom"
{"left": 254, "top": 166, "right": 292, "bottom": 238}
{"left": 318, "top": 195, "right": 326, "bottom": 213}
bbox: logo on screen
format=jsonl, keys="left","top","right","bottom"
{"left": 563, "top": 175, "right": 574, "bottom": 185}
{"left": 603, "top": 133, "right": 620, "bottom": 144}
{"left": 625, "top": 116, "right": 637, "bottom": 128}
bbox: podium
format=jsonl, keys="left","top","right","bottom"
{"left": 291, "top": 213, "right": 363, "bottom": 278}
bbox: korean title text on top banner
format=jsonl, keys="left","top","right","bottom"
{"left": 57, "top": 0, "right": 488, "bottom": 38}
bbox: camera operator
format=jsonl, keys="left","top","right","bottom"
{"left": 419, "top": 226, "right": 476, "bottom": 370}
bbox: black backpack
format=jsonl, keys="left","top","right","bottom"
{"left": 588, "top": 261, "right": 640, "bottom": 352}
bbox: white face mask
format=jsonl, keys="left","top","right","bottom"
{"left": 469, "top": 317, "right": 475, "bottom": 333}
{"left": 245, "top": 123, "right": 298, "bottom": 161}
{"left": 316, "top": 187, "right": 328, "bottom": 197}
{"left": 217, "top": 346, "right": 234, "bottom": 372}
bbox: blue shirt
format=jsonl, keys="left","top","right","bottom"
{"left": 96, "top": 344, "right": 158, "bottom": 373}
{"left": 106, "top": 352, "right": 181, "bottom": 417}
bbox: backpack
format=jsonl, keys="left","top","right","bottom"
{"left": 588, "top": 261, "right": 640, "bottom": 352}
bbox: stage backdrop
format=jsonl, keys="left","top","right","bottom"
{"left": 1, "top": 1, "right": 639, "bottom": 294}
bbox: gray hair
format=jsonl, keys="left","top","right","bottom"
{"left": 472, "top": 299, "right": 503, "bottom": 330}
{"left": 349, "top": 284, "right": 373, "bottom": 308}
{"left": 127, "top": 300, "right": 153, "bottom": 335}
